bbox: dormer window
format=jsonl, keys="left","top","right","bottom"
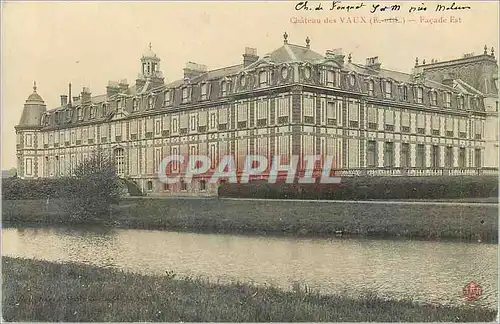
{"left": 77, "top": 108, "right": 83, "bottom": 120}
{"left": 402, "top": 85, "right": 408, "bottom": 101}
{"left": 384, "top": 80, "right": 392, "bottom": 99}
{"left": 304, "top": 66, "right": 311, "bottom": 79}
{"left": 430, "top": 91, "right": 438, "bottom": 106}
{"left": 55, "top": 112, "right": 60, "bottom": 124}
{"left": 259, "top": 71, "right": 267, "bottom": 86}
{"left": 200, "top": 83, "right": 208, "bottom": 100}
{"left": 458, "top": 95, "right": 465, "bottom": 109}
{"left": 368, "top": 80, "right": 374, "bottom": 96}
{"left": 102, "top": 103, "right": 107, "bottom": 117}
{"left": 281, "top": 67, "right": 289, "bottom": 80}
{"left": 221, "top": 81, "right": 227, "bottom": 97}
{"left": 133, "top": 98, "right": 139, "bottom": 111}
{"left": 444, "top": 92, "right": 451, "bottom": 108}
{"left": 116, "top": 99, "right": 122, "bottom": 111}
{"left": 471, "top": 97, "right": 478, "bottom": 109}
{"left": 326, "top": 70, "right": 335, "bottom": 87}
{"left": 164, "top": 90, "right": 171, "bottom": 106}
{"left": 182, "top": 87, "right": 189, "bottom": 103}
{"left": 349, "top": 74, "right": 356, "bottom": 87}
{"left": 148, "top": 96, "right": 154, "bottom": 109}
{"left": 416, "top": 87, "right": 423, "bottom": 104}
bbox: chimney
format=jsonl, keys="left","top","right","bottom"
{"left": 81, "top": 87, "right": 91, "bottom": 103}
{"left": 243, "top": 47, "right": 259, "bottom": 67}
{"left": 68, "top": 83, "right": 72, "bottom": 105}
{"left": 119, "top": 79, "right": 129, "bottom": 93}
{"left": 183, "top": 61, "right": 208, "bottom": 80}
{"left": 60, "top": 95, "right": 68, "bottom": 107}
{"left": 365, "top": 56, "right": 381, "bottom": 70}
{"left": 106, "top": 81, "right": 120, "bottom": 97}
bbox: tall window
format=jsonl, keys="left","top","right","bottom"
{"left": 401, "top": 143, "right": 410, "bottom": 168}
{"left": 25, "top": 134, "right": 33, "bottom": 147}
{"left": 458, "top": 148, "right": 466, "bottom": 167}
{"left": 416, "top": 144, "right": 425, "bottom": 168}
{"left": 384, "top": 81, "right": 392, "bottom": 99}
{"left": 474, "top": 149, "right": 481, "bottom": 167}
{"left": 431, "top": 145, "right": 440, "bottom": 168}
{"left": 115, "top": 148, "right": 125, "bottom": 176}
{"left": 190, "top": 115, "right": 197, "bottom": 131}
{"left": 209, "top": 113, "right": 217, "bottom": 129}
{"left": 384, "top": 142, "right": 394, "bottom": 167}
{"left": 458, "top": 96, "right": 465, "bottom": 109}
{"left": 445, "top": 146, "right": 453, "bottom": 167}
{"left": 366, "top": 141, "right": 377, "bottom": 167}
{"left": 444, "top": 92, "right": 451, "bottom": 108}
{"left": 416, "top": 87, "right": 423, "bottom": 104}
{"left": 368, "top": 80, "right": 374, "bottom": 96}
{"left": 402, "top": 85, "right": 408, "bottom": 101}
{"left": 430, "top": 91, "right": 437, "bottom": 105}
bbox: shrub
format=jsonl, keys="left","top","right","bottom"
{"left": 218, "top": 176, "right": 498, "bottom": 200}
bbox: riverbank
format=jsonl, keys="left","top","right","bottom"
{"left": 2, "top": 197, "right": 498, "bottom": 242}
{"left": 2, "top": 257, "right": 496, "bottom": 322}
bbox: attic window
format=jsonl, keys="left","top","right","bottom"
{"left": 148, "top": 96, "right": 154, "bottom": 109}
{"left": 444, "top": 92, "right": 451, "bottom": 108}
{"left": 458, "top": 95, "right": 465, "bottom": 109}
{"left": 384, "top": 81, "right": 392, "bottom": 98}
{"left": 416, "top": 87, "right": 423, "bottom": 104}
{"left": 326, "top": 70, "right": 335, "bottom": 86}
{"left": 133, "top": 98, "right": 139, "bottom": 111}
{"left": 201, "top": 83, "right": 208, "bottom": 100}
{"left": 281, "top": 67, "right": 289, "bottom": 80}
{"left": 164, "top": 90, "right": 171, "bottom": 105}
{"left": 304, "top": 66, "right": 311, "bottom": 79}
{"left": 368, "top": 80, "right": 374, "bottom": 96}
{"left": 402, "top": 85, "right": 408, "bottom": 101}
{"left": 259, "top": 71, "right": 267, "bottom": 86}
{"left": 77, "top": 108, "right": 83, "bottom": 120}
{"left": 102, "top": 103, "right": 107, "bottom": 117}
{"left": 221, "top": 81, "right": 227, "bottom": 97}
{"left": 430, "top": 91, "right": 437, "bottom": 106}
{"left": 182, "top": 87, "right": 189, "bottom": 103}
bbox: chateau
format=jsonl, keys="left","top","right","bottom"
{"left": 15, "top": 33, "right": 499, "bottom": 195}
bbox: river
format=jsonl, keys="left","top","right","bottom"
{"left": 2, "top": 226, "right": 498, "bottom": 308}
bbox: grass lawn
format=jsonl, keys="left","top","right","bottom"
{"left": 2, "top": 257, "right": 497, "bottom": 322}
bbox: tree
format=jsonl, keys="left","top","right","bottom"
{"left": 64, "top": 149, "right": 123, "bottom": 222}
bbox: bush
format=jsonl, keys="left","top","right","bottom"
{"left": 218, "top": 176, "right": 498, "bottom": 200}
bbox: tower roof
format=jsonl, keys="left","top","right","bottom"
{"left": 17, "top": 81, "right": 46, "bottom": 129}
{"left": 26, "top": 81, "right": 44, "bottom": 103}
{"left": 142, "top": 42, "right": 159, "bottom": 60}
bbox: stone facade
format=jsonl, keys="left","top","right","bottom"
{"left": 15, "top": 35, "right": 498, "bottom": 195}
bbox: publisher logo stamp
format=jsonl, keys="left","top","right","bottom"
{"left": 463, "top": 281, "right": 482, "bottom": 301}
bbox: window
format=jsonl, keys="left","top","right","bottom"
{"left": 209, "top": 113, "right": 217, "bottom": 129}
{"left": 303, "top": 97, "right": 315, "bottom": 124}
{"left": 458, "top": 148, "right": 466, "bottom": 167}
{"left": 416, "top": 144, "right": 425, "bottom": 168}
{"left": 190, "top": 115, "right": 197, "bottom": 131}
{"left": 164, "top": 90, "right": 170, "bottom": 106}
{"left": 200, "top": 180, "right": 206, "bottom": 191}
{"left": 366, "top": 141, "right": 377, "bottom": 167}
{"left": 367, "top": 107, "right": 377, "bottom": 130}
{"left": 25, "top": 134, "right": 33, "bottom": 147}
{"left": 163, "top": 183, "right": 169, "bottom": 191}
{"left": 180, "top": 180, "right": 187, "bottom": 191}
{"left": 25, "top": 158, "right": 33, "bottom": 176}
{"left": 115, "top": 148, "right": 125, "bottom": 176}
{"left": 458, "top": 96, "right": 465, "bottom": 109}
{"left": 147, "top": 181, "right": 153, "bottom": 191}
{"left": 77, "top": 108, "right": 83, "bottom": 120}
{"left": 368, "top": 80, "right": 374, "bottom": 96}
{"left": 474, "top": 120, "right": 483, "bottom": 139}
{"left": 445, "top": 146, "right": 453, "bottom": 167}
{"left": 102, "top": 104, "right": 107, "bottom": 117}
{"left": 402, "top": 85, "right": 408, "bottom": 101}
{"left": 444, "top": 92, "right": 451, "bottom": 108}
{"left": 182, "top": 88, "right": 189, "bottom": 103}
{"left": 445, "top": 118, "right": 454, "bottom": 137}
{"left": 384, "top": 142, "right": 394, "bottom": 167}
{"left": 348, "top": 101, "right": 359, "bottom": 128}
{"left": 474, "top": 149, "right": 481, "bottom": 167}
{"left": 257, "top": 100, "right": 268, "bottom": 126}
{"left": 416, "top": 87, "right": 423, "bottom": 104}
{"left": 221, "top": 81, "right": 227, "bottom": 97}
{"left": 326, "top": 70, "right": 335, "bottom": 87}
{"left": 459, "top": 119, "right": 467, "bottom": 138}
{"left": 401, "top": 143, "right": 410, "bottom": 168}
{"left": 431, "top": 115, "right": 440, "bottom": 136}
{"left": 385, "top": 109, "right": 394, "bottom": 131}
{"left": 201, "top": 83, "right": 208, "bottom": 100}
{"left": 431, "top": 145, "right": 440, "bottom": 168}
{"left": 259, "top": 71, "right": 267, "bottom": 86}
{"left": 155, "top": 120, "right": 161, "bottom": 135}
{"left": 148, "top": 96, "right": 154, "bottom": 109}
{"left": 401, "top": 111, "right": 410, "bottom": 133}
{"left": 133, "top": 98, "right": 139, "bottom": 111}
{"left": 384, "top": 81, "right": 392, "bottom": 99}
{"left": 326, "top": 101, "right": 337, "bottom": 125}
{"left": 71, "top": 131, "right": 76, "bottom": 144}
{"left": 431, "top": 91, "right": 437, "bottom": 106}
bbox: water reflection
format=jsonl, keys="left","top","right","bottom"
{"left": 2, "top": 227, "right": 497, "bottom": 308}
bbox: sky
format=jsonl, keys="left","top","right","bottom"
{"left": 2, "top": 1, "right": 499, "bottom": 169}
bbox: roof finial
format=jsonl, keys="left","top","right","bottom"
{"left": 484, "top": 45, "right": 487, "bottom": 54}
{"left": 149, "top": 42, "right": 152, "bottom": 51}
{"left": 305, "top": 36, "right": 310, "bottom": 49}
{"left": 283, "top": 32, "right": 288, "bottom": 44}
{"left": 422, "top": 58, "right": 426, "bottom": 65}
{"left": 33, "top": 81, "right": 37, "bottom": 92}
{"left": 415, "top": 57, "right": 419, "bottom": 67}
{"left": 491, "top": 47, "right": 495, "bottom": 57}
{"left": 348, "top": 53, "right": 352, "bottom": 63}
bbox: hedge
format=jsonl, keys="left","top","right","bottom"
{"left": 218, "top": 176, "right": 498, "bottom": 200}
